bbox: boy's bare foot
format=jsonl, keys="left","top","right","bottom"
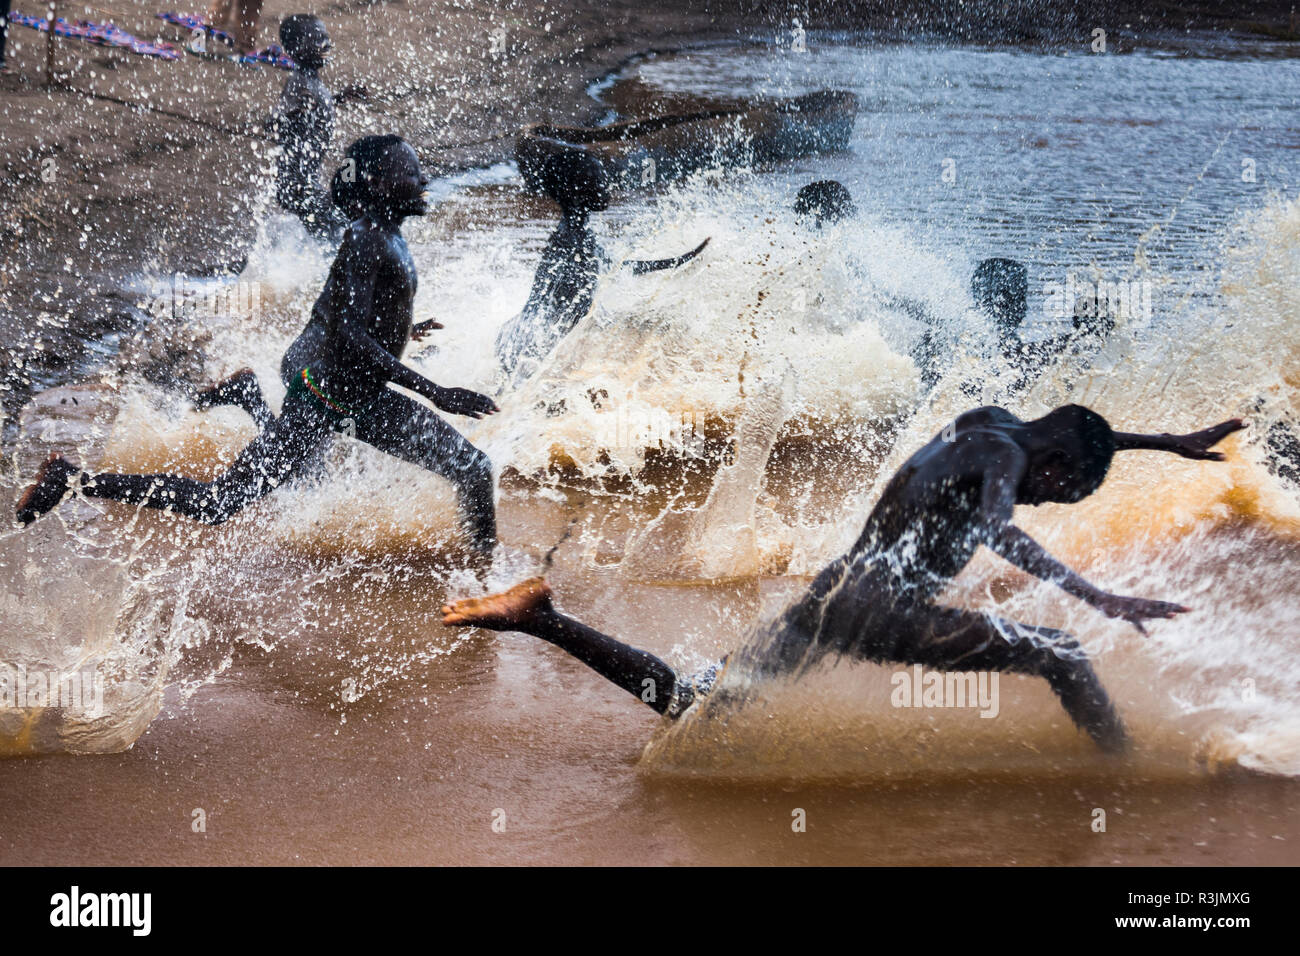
{"left": 16, "top": 454, "right": 81, "bottom": 526}
{"left": 193, "top": 368, "right": 257, "bottom": 410}
{"left": 441, "top": 577, "right": 553, "bottom": 631}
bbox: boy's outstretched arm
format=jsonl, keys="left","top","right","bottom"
{"left": 975, "top": 448, "right": 1188, "bottom": 634}
{"left": 1112, "top": 418, "right": 1246, "bottom": 460}
{"left": 626, "top": 238, "right": 710, "bottom": 275}
{"left": 334, "top": 84, "right": 370, "bottom": 104}
{"left": 989, "top": 525, "right": 1188, "bottom": 634}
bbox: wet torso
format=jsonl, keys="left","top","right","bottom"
{"left": 850, "top": 405, "right": 1027, "bottom": 593}
{"left": 295, "top": 223, "right": 418, "bottom": 408}
{"left": 495, "top": 216, "right": 603, "bottom": 373}
{"left": 761, "top": 406, "right": 1030, "bottom": 668}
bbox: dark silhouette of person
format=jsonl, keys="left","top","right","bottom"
{"left": 914, "top": 258, "right": 1109, "bottom": 393}
{"left": 494, "top": 151, "right": 708, "bottom": 382}
{"left": 794, "top": 179, "right": 857, "bottom": 227}
{"left": 271, "top": 15, "right": 367, "bottom": 245}
{"left": 18, "top": 136, "right": 500, "bottom": 554}
{"left": 443, "top": 406, "right": 1244, "bottom": 751}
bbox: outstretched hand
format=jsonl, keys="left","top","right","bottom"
{"left": 435, "top": 387, "right": 499, "bottom": 419}
{"left": 1168, "top": 419, "right": 1247, "bottom": 461}
{"left": 411, "top": 319, "right": 444, "bottom": 342}
{"left": 1093, "top": 593, "right": 1189, "bottom": 636}
{"left": 336, "top": 84, "right": 371, "bottom": 104}
{"left": 682, "top": 237, "right": 710, "bottom": 262}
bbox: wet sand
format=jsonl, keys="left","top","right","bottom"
{"left": 5, "top": 693, "right": 1297, "bottom": 865}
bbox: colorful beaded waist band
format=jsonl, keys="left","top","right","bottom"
{"left": 295, "top": 367, "right": 354, "bottom": 418}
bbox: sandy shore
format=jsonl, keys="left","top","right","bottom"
{"left": 1, "top": 1, "right": 1297, "bottom": 423}
{"left": 0, "top": 0, "right": 764, "bottom": 422}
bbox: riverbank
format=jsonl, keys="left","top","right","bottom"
{"left": 0, "top": 0, "right": 765, "bottom": 423}
{"left": 1, "top": 1, "right": 1298, "bottom": 423}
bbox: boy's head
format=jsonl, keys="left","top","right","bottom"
{"left": 971, "top": 257, "right": 1028, "bottom": 333}
{"left": 281, "top": 15, "right": 331, "bottom": 69}
{"left": 331, "top": 135, "right": 428, "bottom": 220}
{"left": 538, "top": 151, "right": 610, "bottom": 213}
{"left": 794, "top": 180, "right": 856, "bottom": 227}
{"left": 1019, "top": 405, "right": 1115, "bottom": 505}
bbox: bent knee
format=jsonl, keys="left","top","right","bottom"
{"left": 1038, "top": 647, "right": 1095, "bottom": 687}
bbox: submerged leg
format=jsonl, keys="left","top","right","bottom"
{"left": 882, "top": 605, "right": 1130, "bottom": 753}
{"left": 193, "top": 368, "right": 275, "bottom": 429}
{"left": 442, "top": 578, "right": 696, "bottom": 715}
{"left": 352, "top": 389, "right": 497, "bottom": 551}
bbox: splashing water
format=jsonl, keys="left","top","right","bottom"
{"left": 4, "top": 41, "right": 1298, "bottom": 781}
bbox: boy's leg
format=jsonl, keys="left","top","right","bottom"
{"left": 351, "top": 389, "right": 497, "bottom": 551}
{"left": 0, "top": 0, "right": 11, "bottom": 69}
{"left": 754, "top": 553, "right": 862, "bottom": 675}
{"left": 442, "top": 578, "right": 698, "bottom": 716}
{"left": 883, "top": 604, "right": 1129, "bottom": 753}
{"left": 20, "top": 396, "right": 325, "bottom": 525}
{"left": 194, "top": 368, "right": 274, "bottom": 429}
{"left": 785, "top": 562, "right": 1129, "bottom": 751}
{"left": 275, "top": 179, "right": 343, "bottom": 245}
{"left": 299, "top": 188, "right": 348, "bottom": 245}
{"left": 232, "top": 0, "right": 263, "bottom": 53}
